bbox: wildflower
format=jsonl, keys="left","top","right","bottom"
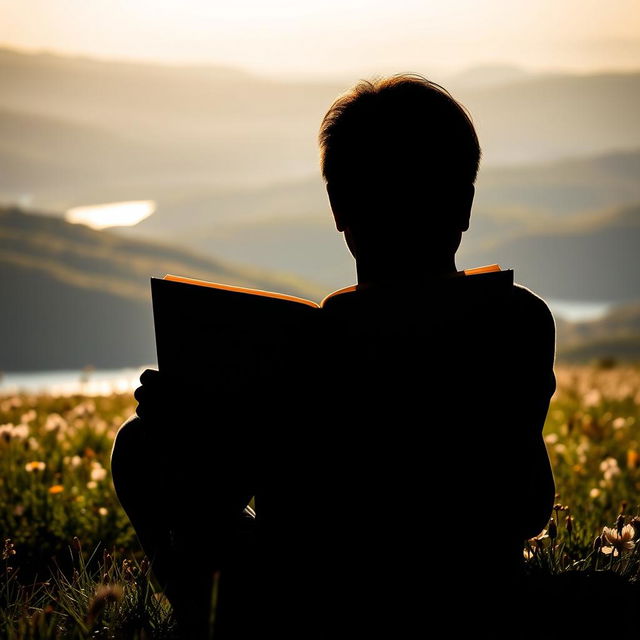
{"left": 44, "top": 413, "right": 66, "bottom": 432}
{"left": 528, "top": 529, "right": 549, "bottom": 550}
{"left": 2, "top": 539, "right": 16, "bottom": 560}
{"left": 20, "top": 409, "right": 37, "bottom": 424}
{"left": 0, "top": 423, "right": 29, "bottom": 442}
{"left": 25, "top": 461, "right": 46, "bottom": 472}
{"left": 627, "top": 450, "right": 639, "bottom": 470}
{"left": 87, "top": 481, "right": 98, "bottom": 489}
{"left": 98, "top": 507, "right": 108, "bottom": 516}
{"left": 576, "top": 440, "right": 589, "bottom": 464}
{"left": 566, "top": 516, "right": 573, "bottom": 534}
{"left": 90, "top": 462, "right": 107, "bottom": 482}
{"left": 12, "top": 424, "right": 29, "bottom": 439}
{"left": 600, "top": 525, "right": 635, "bottom": 556}
{"left": 0, "top": 424, "right": 14, "bottom": 442}
{"left": 48, "top": 485, "right": 64, "bottom": 494}
{"left": 600, "top": 457, "right": 621, "bottom": 486}
{"left": 590, "top": 488, "right": 601, "bottom": 499}
{"left": 544, "top": 433, "right": 558, "bottom": 445}
{"left": 612, "top": 417, "right": 626, "bottom": 429}
{"left": 13, "top": 505, "right": 24, "bottom": 517}
{"left": 583, "top": 389, "right": 601, "bottom": 407}
{"left": 63, "top": 455, "right": 83, "bottom": 468}
{"left": 0, "top": 396, "right": 22, "bottom": 411}
{"left": 548, "top": 519, "right": 558, "bottom": 540}
{"left": 28, "top": 437, "right": 40, "bottom": 450}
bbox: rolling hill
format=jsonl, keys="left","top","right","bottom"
{"left": 556, "top": 301, "right": 640, "bottom": 363}
{"left": 460, "top": 202, "right": 640, "bottom": 302}
{"left": 0, "top": 206, "right": 323, "bottom": 371}
{"left": 114, "top": 152, "right": 640, "bottom": 297}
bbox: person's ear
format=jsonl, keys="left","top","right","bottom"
{"left": 326, "top": 181, "right": 347, "bottom": 232}
{"left": 460, "top": 184, "right": 474, "bottom": 232}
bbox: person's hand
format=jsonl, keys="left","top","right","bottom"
{"left": 134, "top": 368, "right": 169, "bottom": 422}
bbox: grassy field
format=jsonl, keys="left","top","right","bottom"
{"left": 1, "top": 363, "right": 640, "bottom": 638}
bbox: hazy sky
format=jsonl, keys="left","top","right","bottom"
{"left": 1, "top": 0, "right": 639, "bottom": 77}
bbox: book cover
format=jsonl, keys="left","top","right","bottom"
{"left": 150, "top": 264, "right": 513, "bottom": 385}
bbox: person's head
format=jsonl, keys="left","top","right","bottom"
{"left": 318, "top": 74, "right": 481, "bottom": 271}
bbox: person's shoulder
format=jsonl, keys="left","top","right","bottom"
{"left": 511, "top": 283, "right": 557, "bottom": 396}
{"left": 511, "top": 283, "right": 555, "bottom": 330}
{"left": 510, "top": 283, "right": 557, "bottom": 369}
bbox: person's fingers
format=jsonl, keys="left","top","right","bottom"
{"left": 140, "top": 368, "right": 160, "bottom": 385}
{"left": 133, "top": 384, "right": 146, "bottom": 404}
{"left": 134, "top": 384, "right": 155, "bottom": 421}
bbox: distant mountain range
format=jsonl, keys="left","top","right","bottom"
{"left": 1, "top": 47, "right": 639, "bottom": 210}
{"left": 0, "top": 206, "right": 323, "bottom": 371}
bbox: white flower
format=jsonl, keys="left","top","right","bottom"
{"left": 90, "top": 462, "right": 107, "bottom": 482}
{"left": 45, "top": 413, "right": 67, "bottom": 432}
{"left": 0, "top": 423, "right": 29, "bottom": 441}
{"left": 601, "top": 525, "right": 635, "bottom": 556}
{"left": 583, "top": 389, "right": 602, "bottom": 407}
{"left": 20, "top": 409, "right": 37, "bottom": 424}
{"left": 600, "top": 457, "right": 621, "bottom": 485}
{"left": 25, "top": 461, "right": 46, "bottom": 472}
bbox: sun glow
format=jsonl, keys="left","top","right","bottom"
{"left": 1, "top": 0, "right": 639, "bottom": 76}
{"left": 65, "top": 201, "right": 155, "bottom": 229}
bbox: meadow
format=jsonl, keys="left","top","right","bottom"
{"left": 1, "top": 363, "right": 640, "bottom": 638}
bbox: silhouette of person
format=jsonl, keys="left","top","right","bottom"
{"left": 111, "top": 74, "right": 556, "bottom": 639}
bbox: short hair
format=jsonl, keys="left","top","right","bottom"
{"left": 318, "top": 74, "right": 481, "bottom": 219}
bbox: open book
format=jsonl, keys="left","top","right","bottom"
{"left": 150, "top": 264, "right": 513, "bottom": 382}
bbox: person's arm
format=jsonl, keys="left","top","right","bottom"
{"left": 134, "top": 368, "right": 256, "bottom": 516}
{"left": 512, "top": 290, "right": 557, "bottom": 540}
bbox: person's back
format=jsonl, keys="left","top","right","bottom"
{"left": 252, "top": 270, "right": 556, "bottom": 637}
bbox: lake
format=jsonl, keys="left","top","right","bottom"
{"left": 0, "top": 366, "right": 155, "bottom": 397}
{"left": 0, "top": 299, "right": 612, "bottom": 395}
{"left": 547, "top": 299, "right": 611, "bottom": 323}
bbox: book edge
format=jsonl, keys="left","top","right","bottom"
{"left": 161, "top": 274, "right": 321, "bottom": 308}
{"left": 156, "top": 264, "right": 509, "bottom": 309}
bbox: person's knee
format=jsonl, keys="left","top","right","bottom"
{"left": 110, "top": 415, "right": 145, "bottom": 497}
